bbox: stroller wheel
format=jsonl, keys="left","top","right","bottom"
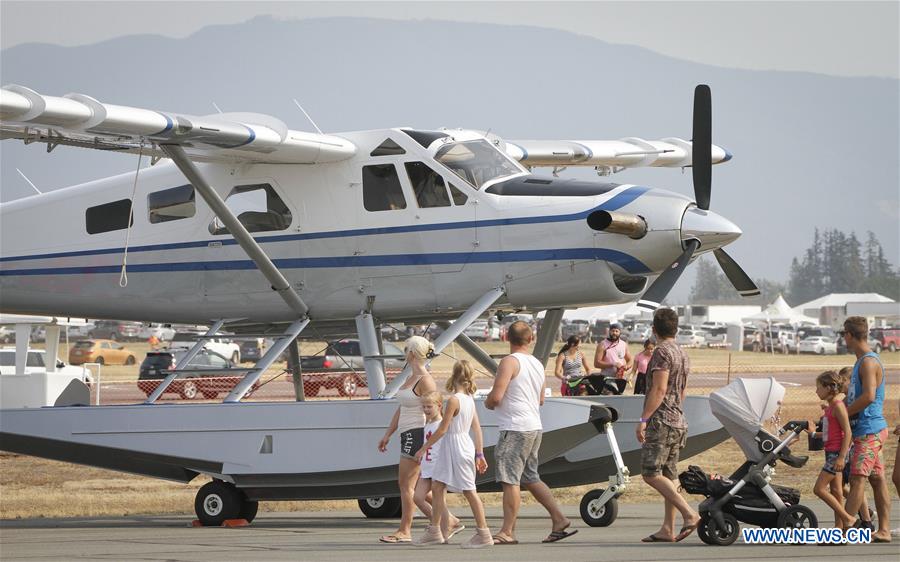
{"left": 699, "top": 512, "right": 740, "bottom": 546}
{"left": 776, "top": 505, "right": 818, "bottom": 529}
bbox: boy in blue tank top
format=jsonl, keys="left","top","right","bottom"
{"left": 841, "top": 316, "right": 891, "bottom": 543}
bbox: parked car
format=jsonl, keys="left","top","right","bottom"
{"left": 68, "top": 339, "right": 137, "bottom": 365}
{"left": 68, "top": 321, "right": 96, "bottom": 339}
{"left": 627, "top": 323, "right": 652, "bottom": 343}
{"left": 870, "top": 327, "right": 900, "bottom": 353}
{"left": 561, "top": 319, "right": 591, "bottom": 341}
{"left": 169, "top": 332, "right": 241, "bottom": 363}
{"left": 798, "top": 336, "right": 837, "bottom": 355}
{"left": 89, "top": 320, "right": 143, "bottom": 342}
{"left": 138, "top": 323, "right": 176, "bottom": 342}
{"left": 836, "top": 332, "right": 884, "bottom": 354}
{"left": 676, "top": 328, "right": 707, "bottom": 347}
{"left": 704, "top": 326, "right": 729, "bottom": 346}
{"left": 462, "top": 320, "right": 500, "bottom": 341}
{"left": 300, "top": 339, "right": 406, "bottom": 397}
{"left": 0, "top": 347, "right": 92, "bottom": 382}
{"left": 239, "top": 339, "right": 267, "bottom": 363}
{"left": 138, "top": 349, "right": 256, "bottom": 400}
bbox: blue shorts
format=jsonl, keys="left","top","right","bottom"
{"left": 822, "top": 450, "right": 846, "bottom": 475}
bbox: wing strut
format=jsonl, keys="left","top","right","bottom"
{"left": 379, "top": 286, "right": 506, "bottom": 399}
{"left": 160, "top": 144, "right": 309, "bottom": 318}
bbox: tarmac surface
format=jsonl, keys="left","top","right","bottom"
{"left": 2, "top": 503, "right": 898, "bottom": 561}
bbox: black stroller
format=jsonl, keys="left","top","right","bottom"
{"left": 678, "top": 378, "right": 818, "bottom": 545}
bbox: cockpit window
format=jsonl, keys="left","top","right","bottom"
{"left": 435, "top": 140, "right": 522, "bottom": 189}
{"left": 405, "top": 162, "right": 451, "bottom": 208}
{"left": 370, "top": 138, "right": 406, "bottom": 157}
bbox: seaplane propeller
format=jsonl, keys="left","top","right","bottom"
{"left": 637, "top": 85, "right": 760, "bottom": 311}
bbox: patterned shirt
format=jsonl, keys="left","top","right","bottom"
{"left": 645, "top": 339, "right": 690, "bottom": 429}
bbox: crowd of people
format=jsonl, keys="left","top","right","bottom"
{"left": 375, "top": 312, "right": 897, "bottom": 546}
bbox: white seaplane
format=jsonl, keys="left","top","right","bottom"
{"left": 0, "top": 83, "right": 754, "bottom": 526}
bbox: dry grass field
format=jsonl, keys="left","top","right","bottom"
{"left": 1, "top": 340, "right": 897, "bottom": 520}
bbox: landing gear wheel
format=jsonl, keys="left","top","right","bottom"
{"left": 357, "top": 497, "right": 402, "bottom": 518}
{"left": 195, "top": 480, "right": 241, "bottom": 526}
{"left": 180, "top": 380, "right": 199, "bottom": 400}
{"left": 338, "top": 375, "right": 359, "bottom": 397}
{"left": 239, "top": 497, "right": 259, "bottom": 523}
{"left": 579, "top": 488, "right": 618, "bottom": 527}
{"left": 776, "top": 505, "right": 817, "bottom": 529}
{"left": 699, "top": 512, "right": 739, "bottom": 546}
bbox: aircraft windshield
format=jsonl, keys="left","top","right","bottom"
{"left": 434, "top": 140, "right": 522, "bottom": 189}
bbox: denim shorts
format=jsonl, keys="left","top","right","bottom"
{"left": 822, "top": 450, "right": 847, "bottom": 475}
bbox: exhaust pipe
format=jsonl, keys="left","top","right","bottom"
{"left": 587, "top": 210, "right": 647, "bottom": 239}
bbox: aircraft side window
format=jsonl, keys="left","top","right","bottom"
{"left": 209, "top": 183, "right": 293, "bottom": 235}
{"left": 148, "top": 185, "right": 195, "bottom": 224}
{"left": 362, "top": 164, "right": 407, "bottom": 212}
{"left": 448, "top": 183, "right": 468, "bottom": 206}
{"left": 404, "top": 161, "right": 451, "bottom": 208}
{"left": 370, "top": 138, "right": 406, "bottom": 157}
{"left": 85, "top": 199, "right": 134, "bottom": 235}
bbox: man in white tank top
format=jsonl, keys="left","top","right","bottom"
{"left": 485, "top": 321, "right": 577, "bottom": 544}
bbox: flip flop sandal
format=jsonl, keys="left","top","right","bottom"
{"left": 492, "top": 534, "right": 519, "bottom": 545}
{"left": 641, "top": 534, "right": 675, "bottom": 543}
{"left": 542, "top": 529, "right": 578, "bottom": 543}
{"left": 675, "top": 522, "right": 699, "bottom": 542}
{"left": 379, "top": 534, "right": 412, "bottom": 543}
{"left": 446, "top": 524, "right": 466, "bottom": 540}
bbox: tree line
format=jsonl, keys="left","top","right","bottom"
{"left": 689, "top": 229, "right": 898, "bottom": 305}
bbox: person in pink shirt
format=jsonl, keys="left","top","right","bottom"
{"left": 629, "top": 339, "right": 655, "bottom": 395}
{"left": 593, "top": 323, "right": 632, "bottom": 380}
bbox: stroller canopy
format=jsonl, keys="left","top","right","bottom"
{"left": 709, "top": 378, "right": 785, "bottom": 462}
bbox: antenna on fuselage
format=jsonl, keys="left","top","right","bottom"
{"left": 15, "top": 168, "right": 42, "bottom": 195}
{"left": 292, "top": 99, "right": 323, "bottom": 134}
{"left": 211, "top": 101, "right": 223, "bottom": 114}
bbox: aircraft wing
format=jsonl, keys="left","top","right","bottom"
{"left": 0, "top": 84, "right": 356, "bottom": 164}
{"left": 502, "top": 137, "right": 731, "bottom": 173}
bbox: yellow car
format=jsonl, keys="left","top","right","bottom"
{"left": 69, "top": 339, "right": 136, "bottom": 366}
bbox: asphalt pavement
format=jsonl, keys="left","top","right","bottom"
{"left": 2, "top": 503, "right": 898, "bottom": 561}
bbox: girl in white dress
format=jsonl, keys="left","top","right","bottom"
{"left": 414, "top": 361, "right": 492, "bottom": 549}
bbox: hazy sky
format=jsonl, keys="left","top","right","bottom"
{"left": 2, "top": 1, "right": 898, "bottom": 78}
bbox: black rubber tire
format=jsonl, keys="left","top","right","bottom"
{"left": 96, "top": 356, "right": 105, "bottom": 366}
{"left": 239, "top": 498, "right": 259, "bottom": 523}
{"left": 697, "top": 513, "right": 711, "bottom": 543}
{"left": 890, "top": 342, "right": 897, "bottom": 353}
{"left": 338, "top": 375, "right": 359, "bottom": 397}
{"left": 357, "top": 497, "right": 402, "bottom": 518}
{"left": 700, "top": 512, "right": 740, "bottom": 546}
{"left": 180, "top": 380, "right": 199, "bottom": 400}
{"left": 579, "top": 489, "right": 618, "bottom": 527}
{"left": 232, "top": 352, "right": 240, "bottom": 364}
{"left": 874, "top": 343, "right": 883, "bottom": 354}
{"left": 776, "top": 504, "right": 818, "bottom": 529}
{"left": 195, "top": 480, "right": 241, "bottom": 526}
{"left": 125, "top": 355, "right": 136, "bottom": 365}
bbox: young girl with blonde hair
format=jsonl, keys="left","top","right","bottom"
{"left": 414, "top": 360, "right": 492, "bottom": 548}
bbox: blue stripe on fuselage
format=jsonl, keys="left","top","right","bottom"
{"left": 0, "top": 185, "right": 651, "bottom": 267}
{"left": 0, "top": 248, "right": 650, "bottom": 276}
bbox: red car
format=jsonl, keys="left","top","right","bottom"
{"left": 137, "top": 349, "right": 258, "bottom": 400}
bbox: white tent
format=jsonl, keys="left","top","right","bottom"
{"left": 742, "top": 295, "right": 817, "bottom": 325}
{"left": 536, "top": 303, "right": 650, "bottom": 323}
{"left": 710, "top": 378, "right": 785, "bottom": 462}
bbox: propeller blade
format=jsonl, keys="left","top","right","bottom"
{"left": 637, "top": 239, "right": 701, "bottom": 311}
{"left": 692, "top": 84, "right": 712, "bottom": 210}
{"left": 713, "top": 248, "right": 761, "bottom": 297}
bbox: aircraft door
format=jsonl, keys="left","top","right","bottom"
{"left": 402, "top": 161, "right": 475, "bottom": 275}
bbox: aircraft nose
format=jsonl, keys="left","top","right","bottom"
{"left": 680, "top": 206, "right": 742, "bottom": 249}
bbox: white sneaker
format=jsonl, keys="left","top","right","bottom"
{"left": 891, "top": 527, "right": 900, "bottom": 539}
{"left": 461, "top": 528, "right": 494, "bottom": 549}
{"left": 414, "top": 525, "right": 446, "bottom": 546}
